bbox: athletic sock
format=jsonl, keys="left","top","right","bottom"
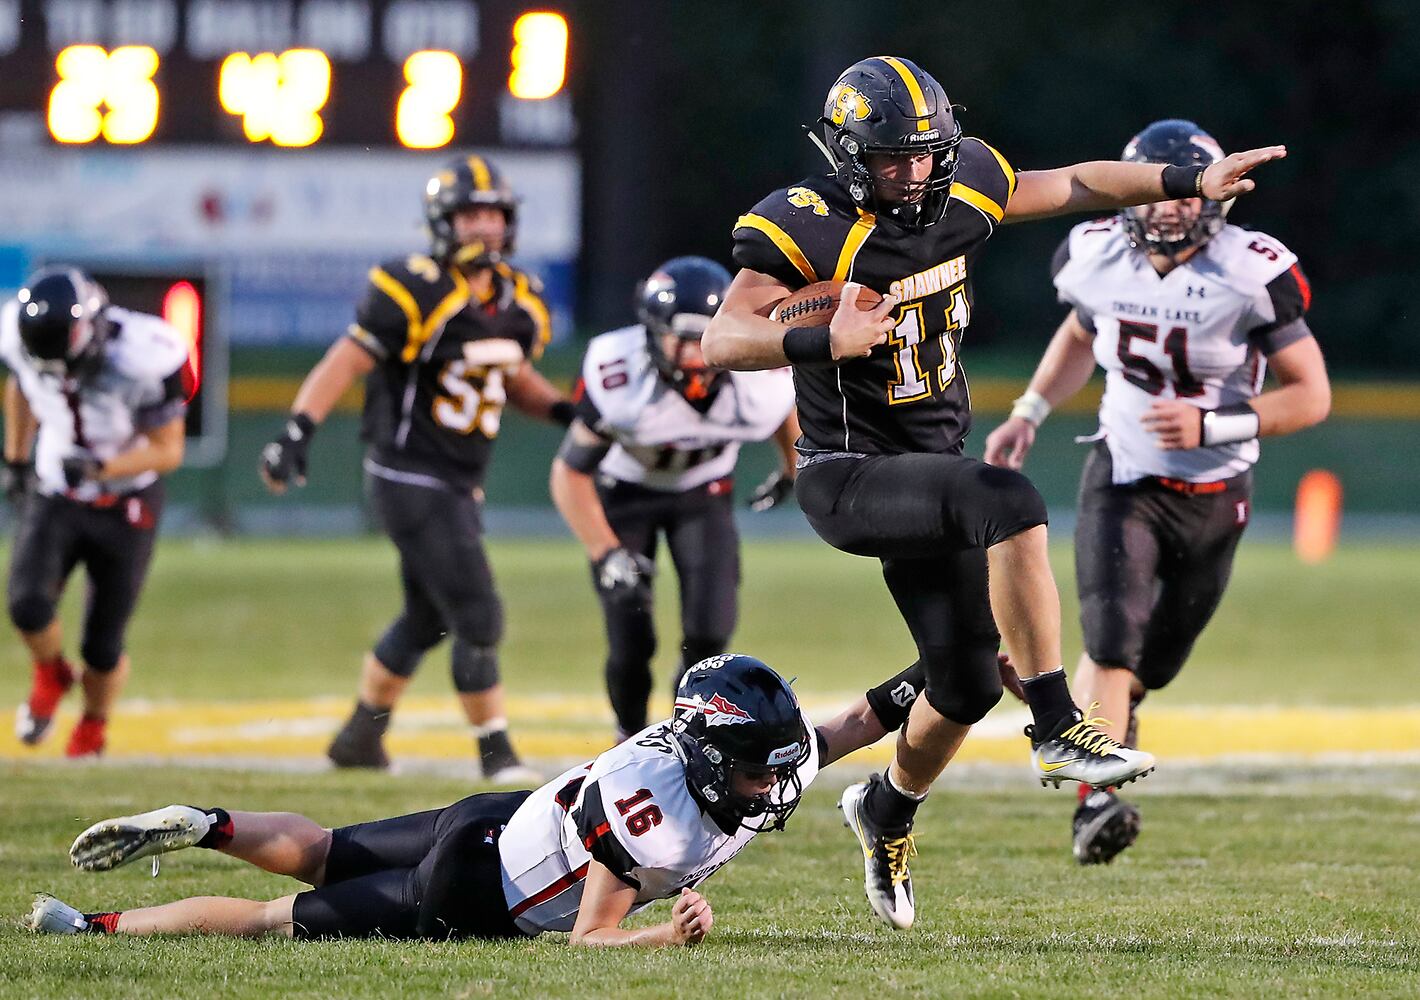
{"left": 476, "top": 721, "right": 518, "bottom": 770}
{"left": 863, "top": 770, "right": 925, "bottom": 834}
{"left": 82, "top": 911, "right": 121, "bottom": 934}
{"left": 352, "top": 700, "right": 393, "bottom": 734}
{"left": 1021, "top": 667, "right": 1076, "bottom": 735}
{"left": 196, "top": 807, "right": 234, "bottom": 849}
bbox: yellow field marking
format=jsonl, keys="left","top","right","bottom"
{"left": 225, "top": 376, "right": 1420, "bottom": 420}
{"left": 3, "top": 696, "right": 1418, "bottom": 765}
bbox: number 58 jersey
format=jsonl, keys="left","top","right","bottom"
{"left": 1053, "top": 218, "right": 1313, "bottom": 484}
{"left": 346, "top": 255, "right": 551, "bottom": 492}
{"left": 498, "top": 715, "right": 820, "bottom": 935}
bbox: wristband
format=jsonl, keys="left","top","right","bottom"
{"left": 1009, "top": 389, "right": 1052, "bottom": 427}
{"left": 288, "top": 412, "right": 317, "bottom": 441}
{"left": 1201, "top": 403, "right": 1260, "bottom": 446}
{"left": 782, "top": 325, "right": 834, "bottom": 366}
{"left": 549, "top": 399, "right": 577, "bottom": 427}
{"left": 1161, "top": 163, "right": 1206, "bottom": 200}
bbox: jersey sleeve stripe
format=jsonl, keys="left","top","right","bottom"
{"left": 977, "top": 139, "right": 1018, "bottom": 202}
{"left": 1289, "top": 262, "right": 1312, "bottom": 312}
{"left": 399, "top": 270, "right": 471, "bottom": 363}
{"left": 368, "top": 267, "right": 422, "bottom": 352}
{"left": 949, "top": 182, "right": 1005, "bottom": 224}
{"left": 466, "top": 155, "right": 493, "bottom": 191}
{"left": 345, "top": 324, "right": 388, "bottom": 360}
{"left": 832, "top": 211, "right": 877, "bottom": 281}
{"left": 733, "top": 213, "right": 819, "bottom": 285}
{"left": 876, "top": 56, "right": 931, "bottom": 131}
{"left": 513, "top": 274, "right": 554, "bottom": 359}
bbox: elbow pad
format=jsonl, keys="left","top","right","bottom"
{"left": 556, "top": 429, "right": 612, "bottom": 474}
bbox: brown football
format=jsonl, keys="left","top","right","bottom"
{"left": 769, "top": 280, "right": 884, "bottom": 328}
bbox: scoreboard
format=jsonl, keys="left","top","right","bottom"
{"left": 0, "top": 0, "right": 574, "bottom": 148}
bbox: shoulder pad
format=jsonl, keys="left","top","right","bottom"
{"left": 0, "top": 299, "right": 19, "bottom": 369}
{"left": 108, "top": 308, "right": 188, "bottom": 381}
{"left": 368, "top": 255, "right": 461, "bottom": 314}
{"left": 951, "top": 137, "right": 1017, "bottom": 226}
{"left": 581, "top": 326, "right": 654, "bottom": 430}
{"left": 585, "top": 753, "right": 700, "bottom": 873}
{"left": 1204, "top": 225, "right": 1299, "bottom": 289}
{"left": 1052, "top": 218, "right": 1131, "bottom": 299}
{"left": 732, "top": 177, "right": 857, "bottom": 288}
{"left": 496, "top": 263, "right": 552, "bottom": 356}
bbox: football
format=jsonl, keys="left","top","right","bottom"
{"left": 769, "top": 280, "right": 884, "bottom": 328}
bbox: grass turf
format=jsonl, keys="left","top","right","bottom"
{"left": 1, "top": 536, "right": 1418, "bottom": 997}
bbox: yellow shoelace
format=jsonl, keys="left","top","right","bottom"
{"left": 1058, "top": 702, "right": 1123, "bottom": 756}
{"left": 883, "top": 834, "right": 917, "bottom": 887}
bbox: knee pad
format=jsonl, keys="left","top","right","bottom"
{"left": 374, "top": 616, "right": 443, "bottom": 679}
{"left": 80, "top": 639, "right": 123, "bottom": 673}
{"left": 451, "top": 642, "right": 499, "bottom": 694}
{"left": 8, "top": 592, "right": 55, "bottom": 634}
{"left": 920, "top": 643, "right": 1004, "bottom": 726}
{"left": 1134, "top": 652, "right": 1188, "bottom": 692}
{"left": 448, "top": 598, "right": 504, "bottom": 650}
{"left": 978, "top": 466, "right": 1049, "bottom": 548}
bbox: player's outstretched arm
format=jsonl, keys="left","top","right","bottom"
{"left": 1004, "top": 145, "right": 1288, "bottom": 224}
{"left": 507, "top": 360, "right": 576, "bottom": 426}
{"left": 983, "top": 310, "right": 1097, "bottom": 470}
{"left": 569, "top": 863, "right": 712, "bottom": 947}
{"left": 260, "top": 338, "right": 375, "bottom": 494}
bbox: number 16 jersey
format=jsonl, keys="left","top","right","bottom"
{"left": 1052, "top": 218, "right": 1313, "bottom": 484}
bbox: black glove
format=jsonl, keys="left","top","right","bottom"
{"left": 748, "top": 469, "right": 795, "bottom": 512}
{"left": 592, "top": 547, "right": 655, "bottom": 605}
{"left": 62, "top": 451, "right": 103, "bottom": 490}
{"left": 260, "top": 413, "right": 316, "bottom": 490}
{"left": 1, "top": 460, "right": 33, "bottom": 503}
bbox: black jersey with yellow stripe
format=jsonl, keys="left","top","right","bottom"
{"left": 346, "top": 253, "right": 552, "bottom": 490}
{"left": 731, "top": 137, "right": 1016, "bottom": 455}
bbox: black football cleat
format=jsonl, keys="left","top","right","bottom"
{"left": 1072, "top": 789, "right": 1141, "bottom": 865}
{"left": 327, "top": 711, "right": 391, "bottom": 769}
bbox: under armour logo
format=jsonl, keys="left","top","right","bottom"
{"left": 1187, "top": 285, "right": 1207, "bottom": 298}
{"left": 890, "top": 681, "right": 918, "bottom": 708}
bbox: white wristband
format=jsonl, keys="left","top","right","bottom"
{"left": 1201, "top": 404, "right": 1260, "bottom": 446}
{"left": 1009, "top": 389, "right": 1052, "bottom": 427}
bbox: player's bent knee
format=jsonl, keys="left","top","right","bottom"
{"left": 921, "top": 647, "right": 1003, "bottom": 725}
{"left": 976, "top": 466, "right": 1048, "bottom": 548}
{"left": 451, "top": 642, "right": 499, "bottom": 693}
{"left": 79, "top": 638, "right": 123, "bottom": 673}
{"left": 374, "top": 618, "right": 442, "bottom": 678}
{"left": 8, "top": 592, "right": 55, "bottom": 634}
{"left": 1135, "top": 655, "right": 1187, "bottom": 692}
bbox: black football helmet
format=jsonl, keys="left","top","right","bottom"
{"left": 636, "top": 256, "right": 731, "bottom": 401}
{"left": 817, "top": 56, "right": 964, "bottom": 230}
{"left": 672, "top": 653, "right": 811, "bottom": 834}
{"left": 1121, "top": 119, "right": 1232, "bottom": 257}
{"left": 424, "top": 154, "right": 519, "bottom": 269}
{"left": 15, "top": 267, "right": 110, "bottom": 380}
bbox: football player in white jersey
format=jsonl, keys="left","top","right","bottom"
{"left": 551, "top": 258, "right": 800, "bottom": 739}
{"left": 2, "top": 268, "right": 190, "bottom": 757}
{"left": 984, "top": 120, "right": 1331, "bottom": 864}
{"left": 30, "top": 654, "right": 920, "bottom": 944}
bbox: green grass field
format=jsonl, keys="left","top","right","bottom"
{"left": 2, "top": 536, "right": 1419, "bottom": 997}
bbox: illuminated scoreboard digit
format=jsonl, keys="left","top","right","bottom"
{"left": 0, "top": 1, "right": 573, "bottom": 149}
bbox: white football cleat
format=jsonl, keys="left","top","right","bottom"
{"left": 483, "top": 762, "right": 541, "bottom": 787}
{"left": 70, "top": 804, "right": 213, "bottom": 872}
{"left": 24, "top": 893, "right": 88, "bottom": 934}
{"left": 1027, "top": 704, "right": 1156, "bottom": 789}
{"left": 839, "top": 779, "right": 916, "bottom": 930}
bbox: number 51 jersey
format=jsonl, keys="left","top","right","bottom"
{"left": 498, "top": 715, "right": 820, "bottom": 935}
{"left": 732, "top": 137, "right": 1017, "bottom": 456}
{"left": 346, "top": 255, "right": 551, "bottom": 492}
{"left": 1053, "top": 218, "right": 1313, "bottom": 484}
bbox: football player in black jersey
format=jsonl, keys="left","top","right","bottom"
{"left": 261, "top": 155, "right": 575, "bottom": 782}
{"left": 703, "top": 56, "right": 1286, "bottom": 929}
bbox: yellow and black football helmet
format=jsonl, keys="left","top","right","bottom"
{"left": 817, "top": 56, "right": 963, "bottom": 231}
{"left": 423, "top": 154, "right": 520, "bottom": 268}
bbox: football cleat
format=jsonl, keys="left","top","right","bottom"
{"left": 24, "top": 893, "right": 88, "bottom": 934}
{"left": 70, "top": 804, "right": 212, "bottom": 872}
{"left": 838, "top": 779, "right": 916, "bottom": 930}
{"left": 64, "top": 715, "right": 106, "bottom": 758}
{"left": 1027, "top": 704, "right": 1156, "bottom": 788}
{"left": 482, "top": 759, "right": 541, "bottom": 786}
{"left": 15, "top": 658, "right": 75, "bottom": 745}
{"left": 327, "top": 715, "right": 391, "bottom": 770}
{"left": 1072, "top": 789, "right": 1142, "bottom": 865}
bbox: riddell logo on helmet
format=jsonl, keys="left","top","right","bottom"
{"left": 766, "top": 742, "right": 803, "bottom": 765}
{"left": 905, "top": 130, "right": 941, "bottom": 142}
{"left": 702, "top": 693, "right": 755, "bottom": 726}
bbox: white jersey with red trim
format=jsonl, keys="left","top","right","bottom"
{"left": 1053, "top": 219, "right": 1312, "bottom": 484}
{"left": 0, "top": 303, "right": 189, "bottom": 499}
{"left": 498, "top": 711, "right": 819, "bottom": 936}
{"left": 574, "top": 325, "right": 795, "bottom": 492}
